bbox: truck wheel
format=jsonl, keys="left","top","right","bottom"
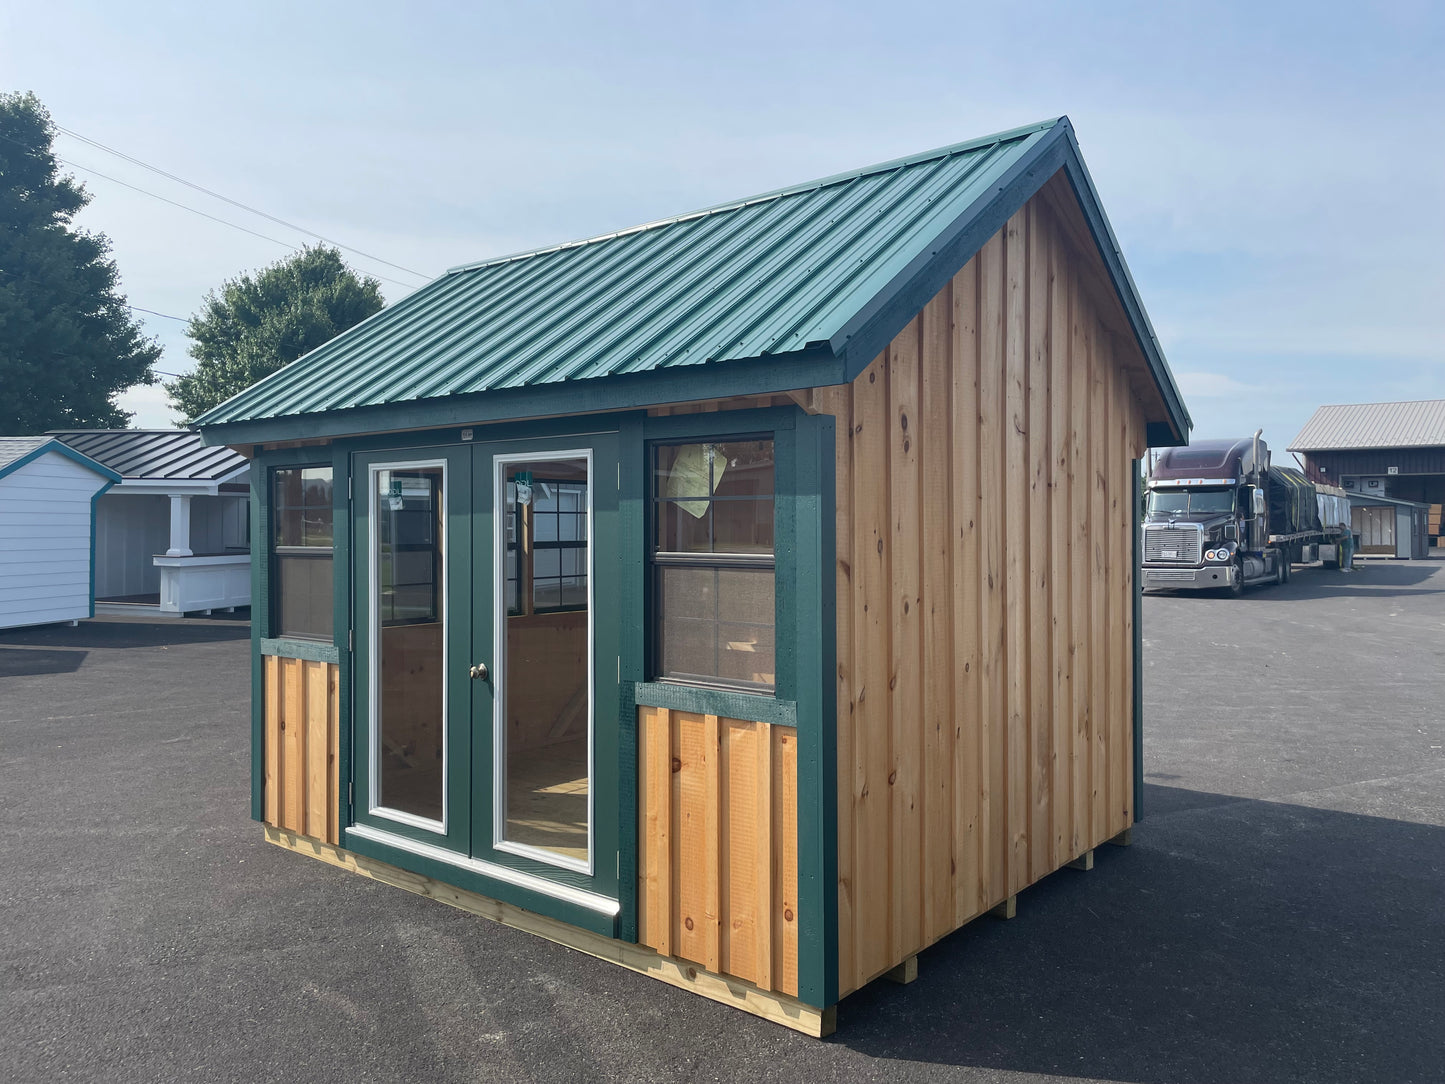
{"left": 1229, "top": 562, "right": 1245, "bottom": 596}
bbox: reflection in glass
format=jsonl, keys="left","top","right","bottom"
{"left": 500, "top": 457, "right": 590, "bottom": 864}
{"left": 375, "top": 466, "right": 445, "bottom": 822}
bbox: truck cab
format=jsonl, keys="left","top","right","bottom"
{"left": 1142, "top": 436, "right": 1284, "bottom": 593}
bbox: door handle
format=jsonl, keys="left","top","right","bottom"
{"left": 469, "top": 662, "right": 490, "bottom": 681}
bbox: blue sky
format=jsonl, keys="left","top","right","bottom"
{"left": 3, "top": 1, "right": 1441, "bottom": 453}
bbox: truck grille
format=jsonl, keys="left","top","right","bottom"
{"left": 1145, "top": 569, "right": 1198, "bottom": 582}
{"left": 1144, "top": 526, "right": 1202, "bottom": 564}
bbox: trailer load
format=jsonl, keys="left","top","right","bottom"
{"left": 1143, "top": 432, "right": 1352, "bottom": 594}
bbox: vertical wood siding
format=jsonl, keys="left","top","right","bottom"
{"left": 263, "top": 655, "right": 341, "bottom": 845}
{"left": 637, "top": 707, "right": 800, "bottom": 997}
{"left": 825, "top": 195, "right": 1148, "bottom": 997}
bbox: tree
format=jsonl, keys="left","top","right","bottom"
{"left": 167, "top": 246, "right": 385, "bottom": 423}
{"left": 0, "top": 91, "right": 160, "bottom": 432}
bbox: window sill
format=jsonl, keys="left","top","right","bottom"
{"left": 633, "top": 681, "right": 796, "bottom": 728}
{"left": 261, "top": 637, "right": 340, "bottom": 664}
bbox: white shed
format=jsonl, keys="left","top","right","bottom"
{"left": 49, "top": 430, "right": 252, "bottom": 617}
{"left": 0, "top": 437, "right": 121, "bottom": 631}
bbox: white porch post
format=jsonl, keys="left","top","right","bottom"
{"left": 166, "top": 494, "right": 193, "bottom": 557}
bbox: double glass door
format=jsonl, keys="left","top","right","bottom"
{"left": 350, "top": 435, "right": 618, "bottom": 900}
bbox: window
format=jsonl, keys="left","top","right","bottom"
{"left": 650, "top": 440, "right": 775, "bottom": 692}
{"left": 505, "top": 474, "right": 588, "bottom": 616}
{"left": 377, "top": 468, "right": 442, "bottom": 626}
{"left": 272, "top": 466, "right": 333, "bottom": 640}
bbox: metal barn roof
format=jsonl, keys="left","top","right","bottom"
{"left": 1290, "top": 400, "right": 1445, "bottom": 452}
{"left": 194, "top": 117, "right": 1189, "bottom": 445}
{"left": 50, "top": 430, "right": 248, "bottom": 482}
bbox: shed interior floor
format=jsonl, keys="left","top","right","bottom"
{"left": 505, "top": 738, "right": 589, "bottom": 862}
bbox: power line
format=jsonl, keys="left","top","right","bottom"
{"left": 0, "top": 267, "right": 189, "bottom": 323}
{"left": 0, "top": 129, "right": 423, "bottom": 292}
{"left": 55, "top": 156, "right": 423, "bottom": 291}
{"left": 58, "top": 126, "right": 429, "bottom": 282}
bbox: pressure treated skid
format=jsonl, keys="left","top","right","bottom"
{"left": 224, "top": 119, "right": 1186, "bottom": 1035}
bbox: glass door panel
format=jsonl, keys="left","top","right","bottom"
{"left": 352, "top": 446, "right": 471, "bottom": 852}
{"left": 493, "top": 454, "right": 592, "bottom": 871}
{"left": 374, "top": 465, "right": 446, "bottom": 824}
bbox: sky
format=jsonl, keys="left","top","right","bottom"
{"left": 3, "top": 1, "right": 1442, "bottom": 455}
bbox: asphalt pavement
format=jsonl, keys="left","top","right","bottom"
{"left": 2, "top": 560, "right": 1441, "bottom": 1083}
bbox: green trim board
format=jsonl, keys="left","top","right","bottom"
{"left": 198, "top": 350, "right": 837, "bottom": 449}
{"left": 789, "top": 412, "right": 837, "bottom": 1008}
{"left": 342, "top": 827, "right": 619, "bottom": 939}
{"left": 632, "top": 682, "right": 797, "bottom": 728}
{"left": 260, "top": 637, "right": 340, "bottom": 664}
{"left": 249, "top": 461, "right": 267, "bottom": 823}
{"left": 614, "top": 412, "right": 646, "bottom": 945}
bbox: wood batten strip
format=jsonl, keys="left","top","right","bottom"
{"left": 824, "top": 185, "right": 1146, "bottom": 998}
{"left": 262, "top": 656, "right": 341, "bottom": 846}
{"left": 637, "top": 707, "right": 799, "bottom": 998}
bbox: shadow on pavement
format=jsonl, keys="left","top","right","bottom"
{"left": 0, "top": 614, "right": 250, "bottom": 650}
{"left": 836, "top": 785, "right": 1443, "bottom": 1084}
{"left": 0, "top": 646, "right": 88, "bottom": 678}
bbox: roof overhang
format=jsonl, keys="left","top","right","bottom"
{"left": 197, "top": 119, "right": 1190, "bottom": 450}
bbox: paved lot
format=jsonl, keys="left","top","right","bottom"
{"left": 2, "top": 561, "right": 1442, "bottom": 1084}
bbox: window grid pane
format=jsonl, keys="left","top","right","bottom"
{"left": 650, "top": 440, "right": 775, "bottom": 692}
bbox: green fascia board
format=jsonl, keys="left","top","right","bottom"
{"left": 0, "top": 439, "right": 123, "bottom": 485}
{"left": 197, "top": 347, "right": 843, "bottom": 448}
{"left": 831, "top": 118, "right": 1190, "bottom": 446}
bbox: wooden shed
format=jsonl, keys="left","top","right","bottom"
{"left": 195, "top": 117, "right": 1191, "bottom": 1036}
{"left": 0, "top": 437, "right": 121, "bottom": 630}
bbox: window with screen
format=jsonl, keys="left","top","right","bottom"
{"left": 650, "top": 439, "right": 775, "bottom": 692}
{"left": 272, "top": 466, "right": 333, "bottom": 640}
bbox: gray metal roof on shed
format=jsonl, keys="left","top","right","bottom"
{"left": 1290, "top": 400, "right": 1445, "bottom": 452}
{"left": 0, "top": 436, "right": 122, "bottom": 482}
{"left": 49, "top": 430, "right": 248, "bottom": 482}
{"left": 0, "top": 437, "right": 50, "bottom": 472}
{"left": 193, "top": 116, "right": 1189, "bottom": 445}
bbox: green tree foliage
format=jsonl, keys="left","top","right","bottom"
{"left": 0, "top": 91, "right": 160, "bottom": 432}
{"left": 168, "top": 246, "right": 384, "bottom": 423}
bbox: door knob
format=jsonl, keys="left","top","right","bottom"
{"left": 470, "top": 662, "right": 489, "bottom": 681}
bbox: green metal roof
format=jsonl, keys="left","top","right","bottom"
{"left": 195, "top": 117, "right": 1189, "bottom": 445}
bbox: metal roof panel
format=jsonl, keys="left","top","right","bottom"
{"left": 49, "top": 430, "right": 249, "bottom": 481}
{"left": 193, "top": 117, "right": 1189, "bottom": 446}
{"left": 1289, "top": 400, "right": 1445, "bottom": 452}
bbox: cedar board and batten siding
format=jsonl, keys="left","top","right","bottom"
{"left": 0, "top": 450, "right": 108, "bottom": 630}
{"left": 262, "top": 654, "right": 342, "bottom": 845}
{"left": 821, "top": 193, "right": 1147, "bottom": 997}
{"left": 637, "top": 706, "right": 800, "bottom": 997}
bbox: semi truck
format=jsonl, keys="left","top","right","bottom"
{"left": 1142, "top": 431, "right": 1352, "bottom": 594}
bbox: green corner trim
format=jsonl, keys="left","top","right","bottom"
{"left": 632, "top": 682, "right": 798, "bottom": 727}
